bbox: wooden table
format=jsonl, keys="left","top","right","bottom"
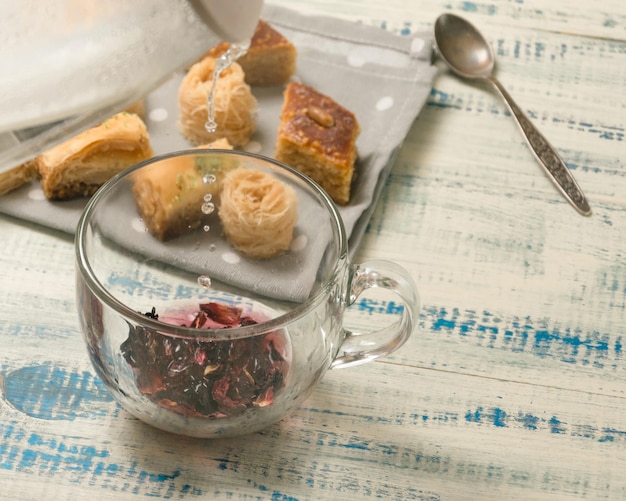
{"left": 1, "top": 0, "right": 625, "bottom": 499}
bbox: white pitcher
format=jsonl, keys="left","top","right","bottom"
{"left": 0, "top": 0, "right": 263, "bottom": 172}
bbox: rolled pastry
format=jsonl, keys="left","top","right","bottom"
{"left": 218, "top": 168, "right": 298, "bottom": 259}
{"left": 178, "top": 57, "right": 257, "bottom": 147}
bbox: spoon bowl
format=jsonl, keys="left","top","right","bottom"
{"left": 434, "top": 13, "right": 494, "bottom": 79}
{"left": 433, "top": 13, "right": 591, "bottom": 216}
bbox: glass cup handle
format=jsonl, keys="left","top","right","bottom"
{"left": 330, "top": 259, "right": 420, "bottom": 369}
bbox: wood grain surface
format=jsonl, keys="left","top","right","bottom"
{"left": 1, "top": 0, "right": 625, "bottom": 499}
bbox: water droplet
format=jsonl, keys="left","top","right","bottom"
{"left": 201, "top": 202, "right": 215, "bottom": 215}
{"left": 209, "top": 243, "right": 217, "bottom": 252}
{"left": 204, "top": 119, "right": 217, "bottom": 133}
{"left": 197, "top": 275, "right": 212, "bottom": 289}
{"left": 203, "top": 193, "right": 213, "bottom": 202}
{"left": 202, "top": 173, "right": 216, "bottom": 184}
{"left": 131, "top": 217, "right": 147, "bottom": 233}
{"left": 203, "top": 225, "right": 211, "bottom": 232}
{"left": 204, "top": 43, "right": 249, "bottom": 135}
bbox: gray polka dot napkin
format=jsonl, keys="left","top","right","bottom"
{"left": 0, "top": 4, "right": 436, "bottom": 259}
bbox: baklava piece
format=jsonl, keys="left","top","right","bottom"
{"left": 132, "top": 139, "right": 235, "bottom": 241}
{"left": 38, "top": 112, "right": 153, "bottom": 200}
{"left": 0, "top": 159, "right": 39, "bottom": 195}
{"left": 274, "top": 82, "right": 360, "bottom": 205}
{"left": 204, "top": 20, "right": 297, "bottom": 86}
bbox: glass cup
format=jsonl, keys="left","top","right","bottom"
{"left": 75, "top": 150, "right": 419, "bottom": 438}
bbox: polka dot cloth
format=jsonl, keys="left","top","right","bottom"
{"left": 149, "top": 107, "right": 168, "bottom": 122}
{"left": 0, "top": 8, "right": 436, "bottom": 298}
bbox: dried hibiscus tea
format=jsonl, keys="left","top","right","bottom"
{"left": 120, "top": 302, "right": 290, "bottom": 418}
{"left": 200, "top": 302, "right": 242, "bottom": 326}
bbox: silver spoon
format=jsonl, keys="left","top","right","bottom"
{"left": 434, "top": 13, "right": 591, "bottom": 216}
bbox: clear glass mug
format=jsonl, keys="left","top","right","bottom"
{"left": 75, "top": 150, "right": 419, "bottom": 438}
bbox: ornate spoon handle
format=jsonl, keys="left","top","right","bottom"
{"left": 487, "top": 76, "right": 592, "bottom": 216}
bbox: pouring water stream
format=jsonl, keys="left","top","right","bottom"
{"left": 434, "top": 13, "right": 591, "bottom": 216}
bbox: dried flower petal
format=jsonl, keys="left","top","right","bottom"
{"left": 121, "top": 303, "right": 290, "bottom": 419}
{"left": 200, "top": 302, "right": 242, "bottom": 326}
{"left": 253, "top": 386, "right": 275, "bottom": 407}
{"left": 190, "top": 310, "right": 208, "bottom": 329}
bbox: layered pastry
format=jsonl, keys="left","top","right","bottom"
{"left": 38, "top": 112, "right": 153, "bottom": 200}
{"left": 178, "top": 57, "right": 257, "bottom": 147}
{"left": 132, "top": 140, "right": 235, "bottom": 241}
{"left": 218, "top": 168, "right": 298, "bottom": 259}
{"left": 206, "top": 20, "right": 297, "bottom": 86}
{"left": 0, "top": 159, "right": 38, "bottom": 196}
{"left": 274, "top": 82, "right": 360, "bottom": 205}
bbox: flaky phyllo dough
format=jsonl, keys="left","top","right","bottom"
{"left": 132, "top": 142, "right": 235, "bottom": 241}
{"left": 38, "top": 112, "right": 153, "bottom": 200}
{"left": 218, "top": 168, "right": 298, "bottom": 259}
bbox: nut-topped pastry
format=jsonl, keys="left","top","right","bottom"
{"left": 274, "top": 82, "right": 360, "bottom": 205}
{"left": 204, "top": 20, "right": 297, "bottom": 86}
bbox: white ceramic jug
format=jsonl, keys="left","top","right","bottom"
{"left": 0, "top": 0, "right": 263, "bottom": 173}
